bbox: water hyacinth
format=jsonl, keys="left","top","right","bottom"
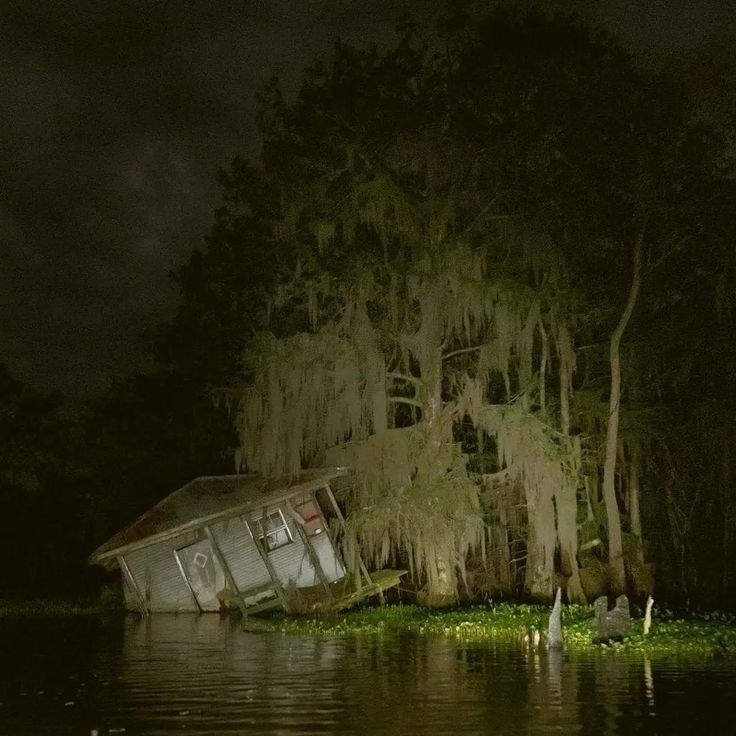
{"left": 262, "top": 603, "right": 736, "bottom": 659}
{"left": 0, "top": 600, "right": 101, "bottom": 617}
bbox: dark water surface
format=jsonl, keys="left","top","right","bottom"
{"left": 1, "top": 614, "right": 734, "bottom": 735}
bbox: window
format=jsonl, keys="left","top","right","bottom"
{"left": 292, "top": 498, "right": 324, "bottom": 536}
{"left": 250, "top": 509, "right": 293, "bottom": 551}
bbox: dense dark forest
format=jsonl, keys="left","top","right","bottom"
{"left": 2, "top": 8, "right": 734, "bottom": 608}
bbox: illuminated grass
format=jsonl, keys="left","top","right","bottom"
{"left": 262, "top": 603, "right": 736, "bottom": 658}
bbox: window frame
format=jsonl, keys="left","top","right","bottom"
{"left": 249, "top": 508, "right": 293, "bottom": 552}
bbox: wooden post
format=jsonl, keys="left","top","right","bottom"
{"left": 324, "top": 483, "right": 381, "bottom": 601}
{"left": 203, "top": 526, "right": 245, "bottom": 613}
{"left": 172, "top": 548, "right": 203, "bottom": 613}
{"left": 119, "top": 555, "right": 149, "bottom": 616}
{"left": 243, "top": 512, "right": 291, "bottom": 613}
{"left": 285, "top": 498, "right": 333, "bottom": 598}
{"left": 318, "top": 489, "right": 347, "bottom": 570}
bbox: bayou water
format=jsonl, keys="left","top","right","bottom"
{"left": 1, "top": 614, "right": 733, "bottom": 735}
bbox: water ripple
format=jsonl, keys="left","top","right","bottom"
{"left": 1, "top": 615, "right": 735, "bottom": 735}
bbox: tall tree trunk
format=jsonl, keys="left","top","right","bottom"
{"left": 417, "top": 284, "right": 457, "bottom": 604}
{"left": 603, "top": 230, "right": 644, "bottom": 593}
{"left": 629, "top": 441, "right": 644, "bottom": 565}
{"left": 525, "top": 493, "right": 557, "bottom": 599}
{"left": 555, "top": 324, "right": 584, "bottom": 602}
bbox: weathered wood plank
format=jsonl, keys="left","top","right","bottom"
{"left": 315, "top": 487, "right": 348, "bottom": 573}
{"left": 119, "top": 555, "right": 149, "bottom": 616}
{"left": 243, "top": 597, "right": 283, "bottom": 615}
{"left": 203, "top": 525, "right": 244, "bottom": 613}
{"left": 328, "top": 569, "right": 406, "bottom": 612}
{"left": 238, "top": 581, "right": 279, "bottom": 599}
{"left": 172, "top": 548, "right": 202, "bottom": 612}
{"left": 242, "top": 512, "right": 291, "bottom": 613}
{"left": 285, "top": 497, "right": 333, "bottom": 597}
{"left": 323, "top": 483, "right": 380, "bottom": 599}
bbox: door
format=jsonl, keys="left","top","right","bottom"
{"left": 175, "top": 539, "right": 226, "bottom": 611}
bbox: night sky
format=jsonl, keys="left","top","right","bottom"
{"left": 2, "top": 0, "right": 734, "bottom": 399}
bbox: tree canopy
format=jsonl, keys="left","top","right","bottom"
{"left": 9, "top": 7, "right": 731, "bottom": 608}
{"left": 169, "top": 8, "right": 735, "bottom": 605}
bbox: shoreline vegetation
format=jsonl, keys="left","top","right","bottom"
{"left": 3, "top": 598, "right": 736, "bottom": 658}
{"left": 261, "top": 604, "right": 736, "bottom": 658}
{"left": 0, "top": 599, "right": 102, "bottom": 616}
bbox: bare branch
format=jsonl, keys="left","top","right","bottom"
{"left": 442, "top": 345, "right": 483, "bottom": 361}
{"left": 386, "top": 371, "right": 421, "bottom": 385}
{"left": 387, "top": 396, "right": 424, "bottom": 409}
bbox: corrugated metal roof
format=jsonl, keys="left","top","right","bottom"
{"left": 90, "top": 468, "right": 348, "bottom": 565}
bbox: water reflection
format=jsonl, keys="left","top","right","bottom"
{"left": 644, "top": 656, "right": 655, "bottom": 715}
{"left": 0, "top": 614, "right": 734, "bottom": 735}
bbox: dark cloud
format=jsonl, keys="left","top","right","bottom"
{"left": 1, "top": 0, "right": 732, "bottom": 397}
{"left": 0, "top": 1, "right": 401, "bottom": 397}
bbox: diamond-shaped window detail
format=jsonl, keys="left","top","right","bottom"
{"left": 193, "top": 551, "right": 209, "bottom": 568}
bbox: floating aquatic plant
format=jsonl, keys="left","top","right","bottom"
{"left": 265, "top": 603, "right": 736, "bottom": 659}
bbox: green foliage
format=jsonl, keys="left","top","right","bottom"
{"left": 332, "top": 428, "right": 483, "bottom": 597}
{"left": 210, "top": 7, "right": 736, "bottom": 605}
{"left": 4, "top": 7, "right": 731, "bottom": 608}
{"left": 0, "top": 599, "right": 101, "bottom": 617}
{"left": 269, "top": 603, "right": 736, "bottom": 658}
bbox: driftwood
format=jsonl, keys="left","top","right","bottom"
{"left": 592, "top": 594, "right": 631, "bottom": 643}
{"left": 547, "top": 587, "right": 563, "bottom": 649}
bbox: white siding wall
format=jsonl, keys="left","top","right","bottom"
{"left": 270, "top": 513, "right": 314, "bottom": 587}
{"left": 118, "top": 497, "right": 346, "bottom": 613}
{"left": 121, "top": 568, "right": 137, "bottom": 610}
{"left": 311, "top": 531, "right": 345, "bottom": 581}
{"left": 270, "top": 509, "right": 345, "bottom": 587}
{"left": 210, "top": 517, "right": 271, "bottom": 592}
{"left": 124, "top": 536, "right": 198, "bottom": 613}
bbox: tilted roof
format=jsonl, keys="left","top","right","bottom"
{"left": 89, "top": 467, "right": 348, "bottom": 565}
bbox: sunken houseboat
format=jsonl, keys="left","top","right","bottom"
{"left": 90, "top": 468, "right": 402, "bottom": 615}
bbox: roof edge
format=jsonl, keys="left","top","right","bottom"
{"left": 89, "top": 468, "right": 350, "bottom": 566}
